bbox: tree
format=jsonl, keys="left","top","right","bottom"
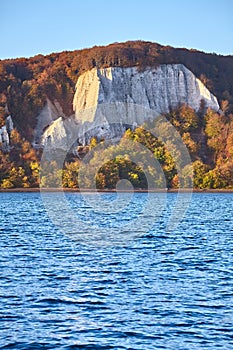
{"left": 29, "top": 161, "right": 40, "bottom": 187}
{"left": 193, "top": 160, "right": 210, "bottom": 188}
{"left": 204, "top": 109, "right": 227, "bottom": 161}
{"left": 62, "top": 161, "right": 80, "bottom": 188}
{"left": 182, "top": 132, "right": 198, "bottom": 154}
{"left": 40, "top": 161, "right": 62, "bottom": 188}
{"left": 6, "top": 166, "right": 30, "bottom": 188}
{"left": 1, "top": 179, "right": 14, "bottom": 189}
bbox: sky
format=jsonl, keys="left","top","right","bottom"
{"left": 1, "top": 0, "right": 232, "bottom": 60}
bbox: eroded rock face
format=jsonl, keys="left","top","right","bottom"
{"left": 73, "top": 64, "right": 219, "bottom": 116}
{"left": 34, "top": 99, "right": 65, "bottom": 147}
{"left": 0, "top": 115, "right": 14, "bottom": 151}
{"left": 41, "top": 64, "right": 220, "bottom": 152}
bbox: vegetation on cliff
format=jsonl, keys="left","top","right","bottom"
{"left": 1, "top": 104, "right": 233, "bottom": 189}
{"left": 0, "top": 41, "right": 233, "bottom": 140}
{"left": 0, "top": 41, "right": 233, "bottom": 189}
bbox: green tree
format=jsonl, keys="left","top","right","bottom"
{"left": 193, "top": 160, "right": 210, "bottom": 188}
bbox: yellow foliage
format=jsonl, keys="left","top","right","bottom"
{"left": 1, "top": 179, "right": 14, "bottom": 189}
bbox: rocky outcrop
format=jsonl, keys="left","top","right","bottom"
{"left": 41, "top": 64, "right": 220, "bottom": 152}
{"left": 73, "top": 64, "right": 219, "bottom": 115}
{"left": 34, "top": 98, "right": 65, "bottom": 147}
{"left": 0, "top": 115, "right": 13, "bottom": 151}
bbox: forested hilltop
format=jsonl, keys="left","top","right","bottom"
{"left": 0, "top": 41, "right": 233, "bottom": 189}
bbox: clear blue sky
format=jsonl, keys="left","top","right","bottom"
{"left": 1, "top": 0, "right": 232, "bottom": 59}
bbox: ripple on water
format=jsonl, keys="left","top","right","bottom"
{"left": 0, "top": 192, "right": 233, "bottom": 349}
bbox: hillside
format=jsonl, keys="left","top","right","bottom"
{"left": 0, "top": 41, "right": 233, "bottom": 139}
{"left": 0, "top": 41, "right": 233, "bottom": 189}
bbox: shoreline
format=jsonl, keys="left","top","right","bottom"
{"left": 1, "top": 188, "right": 233, "bottom": 193}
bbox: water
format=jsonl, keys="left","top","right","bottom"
{"left": 0, "top": 192, "right": 233, "bottom": 349}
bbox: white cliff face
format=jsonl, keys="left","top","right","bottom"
{"left": 0, "top": 115, "right": 13, "bottom": 151}
{"left": 34, "top": 98, "right": 65, "bottom": 146}
{"left": 0, "top": 126, "right": 10, "bottom": 146}
{"left": 73, "top": 64, "right": 219, "bottom": 116}
{"left": 41, "top": 116, "right": 80, "bottom": 153}
{"left": 42, "top": 64, "right": 220, "bottom": 151}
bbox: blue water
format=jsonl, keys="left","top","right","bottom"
{"left": 0, "top": 192, "right": 233, "bottom": 349}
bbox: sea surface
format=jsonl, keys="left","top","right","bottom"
{"left": 0, "top": 192, "right": 233, "bottom": 349}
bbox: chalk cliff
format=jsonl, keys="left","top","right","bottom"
{"left": 41, "top": 64, "right": 220, "bottom": 152}
{"left": 73, "top": 64, "right": 219, "bottom": 114}
{"left": 34, "top": 99, "right": 65, "bottom": 147}
{"left": 0, "top": 115, "right": 13, "bottom": 151}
